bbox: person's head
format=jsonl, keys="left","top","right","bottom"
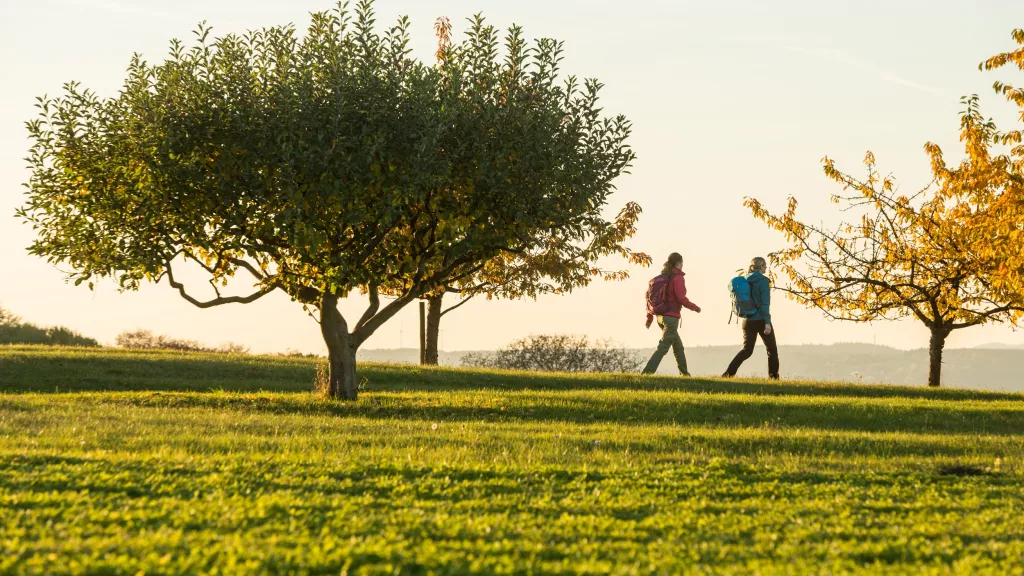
{"left": 748, "top": 256, "right": 768, "bottom": 274}
{"left": 662, "top": 252, "right": 683, "bottom": 275}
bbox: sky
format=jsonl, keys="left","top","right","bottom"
{"left": 3, "top": 0, "right": 1024, "bottom": 355}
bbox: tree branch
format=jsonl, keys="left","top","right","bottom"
{"left": 355, "top": 283, "right": 380, "bottom": 331}
{"left": 164, "top": 259, "right": 279, "bottom": 308}
{"left": 352, "top": 292, "right": 418, "bottom": 346}
{"left": 440, "top": 292, "right": 479, "bottom": 317}
{"left": 949, "top": 303, "right": 1024, "bottom": 330}
{"left": 227, "top": 257, "right": 269, "bottom": 281}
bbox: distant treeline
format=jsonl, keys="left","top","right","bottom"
{"left": 0, "top": 306, "right": 99, "bottom": 347}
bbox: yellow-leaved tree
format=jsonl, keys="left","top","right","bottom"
{"left": 745, "top": 97, "right": 1024, "bottom": 388}
{"left": 980, "top": 28, "right": 1024, "bottom": 283}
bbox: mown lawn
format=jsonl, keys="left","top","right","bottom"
{"left": 1, "top": 345, "right": 1023, "bottom": 575}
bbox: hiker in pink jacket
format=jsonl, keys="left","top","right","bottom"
{"left": 643, "top": 252, "right": 701, "bottom": 375}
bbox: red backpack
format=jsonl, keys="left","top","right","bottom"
{"left": 646, "top": 273, "right": 676, "bottom": 316}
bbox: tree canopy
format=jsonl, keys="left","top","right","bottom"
{"left": 746, "top": 97, "right": 1024, "bottom": 387}
{"left": 979, "top": 28, "right": 1024, "bottom": 287}
{"left": 18, "top": 1, "right": 638, "bottom": 398}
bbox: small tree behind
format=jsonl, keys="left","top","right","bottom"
{"left": 746, "top": 99, "right": 1024, "bottom": 387}
{"left": 422, "top": 201, "right": 650, "bottom": 365}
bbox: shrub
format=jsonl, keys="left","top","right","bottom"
{"left": 115, "top": 329, "right": 248, "bottom": 354}
{"left": 461, "top": 334, "right": 642, "bottom": 374}
{"left": 277, "top": 349, "right": 323, "bottom": 359}
{"left": 0, "top": 306, "right": 99, "bottom": 347}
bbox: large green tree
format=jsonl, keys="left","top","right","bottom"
{"left": 18, "top": 2, "right": 636, "bottom": 399}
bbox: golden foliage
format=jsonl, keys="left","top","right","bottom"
{"left": 434, "top": 16, "right": 452, "bottom": 68}
{"left": 745, "top": 97, "right": 1024, "bottom": 334}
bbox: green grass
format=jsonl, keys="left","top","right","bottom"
{"left": 2, "top": 345, "right": 1023, "bottom": 575}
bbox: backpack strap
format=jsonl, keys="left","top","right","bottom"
{"left": 663, "top": 271, "right": 678, "bottom": 301}
{"left": 748, "top": 275, "right": 763, "bottom": 311}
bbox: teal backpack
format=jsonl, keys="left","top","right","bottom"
{"left": 728, "top": 275, "right": 758, "bottom": 323}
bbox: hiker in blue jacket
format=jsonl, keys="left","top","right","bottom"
{"left": 723, "top": 257, "right": 780, "bottom": 379}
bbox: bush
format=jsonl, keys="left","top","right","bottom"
{"left": 115, "top": 329, "right": 249, "bottom": 354}
{"left": 461, "top": 334, "right": 642, "bottom": 374}
{"left": 0, "top": 306, "right": 99, "bottom": 347}
{"left": 276, "top": 349, "right": 323, "bottom": 359}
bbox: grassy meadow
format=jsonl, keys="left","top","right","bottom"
{"left": 1, "top": 345, "right": 1023, "bottom": 574}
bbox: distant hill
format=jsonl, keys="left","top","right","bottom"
{"left": 358, "top": 344, "right": 1024, "bottom": 393}
{"left": 974, "top": 342, "right": 1024, "bottom": 350}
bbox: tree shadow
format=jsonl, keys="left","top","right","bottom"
{"left": 0, "top": 348, "right": 313, "bottom": 393}
{"left": 52, "top": 390, "right": 1024, "bottom": 437}
{"left": 3, "top": 348, "right": 1021, "bottom": 402}
{"left": 375, "top": 367, "right": 1023, "bottom": 401}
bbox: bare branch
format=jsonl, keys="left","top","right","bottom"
{"left": 164, "top": 260, "right": 278, "bottom": 309}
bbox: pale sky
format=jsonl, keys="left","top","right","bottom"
{"left": 3, "top": 0, "right": 1024, "bottom": 355}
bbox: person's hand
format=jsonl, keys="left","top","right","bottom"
{"left": 645, "top": 316, "right": 654, "bottom": 329}
{"left": 764, "top": 324, "right": 773, "bottom": 335}
{"left": 695, "top": 306, "right": 701, "bottom": 314}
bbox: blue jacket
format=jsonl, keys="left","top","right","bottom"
{"left": 745, "top": 271, "right": 772, "bottom": 325}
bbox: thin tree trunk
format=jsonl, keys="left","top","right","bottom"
{"left": 927, "top": 327, "right": 948, "bottom": 388}
{"left": 424, "top": 294, "right": 443, "bottom": 365}
{"left": 320, "top": 293, "right": 359, "bottom": 400}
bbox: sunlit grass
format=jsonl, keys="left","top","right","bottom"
{"left": 2, "top": 345, "right": 1023, "bottom": 574}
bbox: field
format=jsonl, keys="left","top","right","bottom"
{"left": 2, "top": 346, "right": 1023, "bottom": 575}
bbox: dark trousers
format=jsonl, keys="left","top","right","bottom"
{"left": 725, "top": 319, "right": 779, "bottom": 379}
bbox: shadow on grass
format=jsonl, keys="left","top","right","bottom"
{"left": 0, "top": 347, "right": 313, "bottom": 393}
{"left": 2, "top": 346, "right": 1021, "bottom": 402}
{"left": 366, "top": 366, "right": 1023, "bottom": 402}
{"left": 38, "top": 389, "right": 1023, "bottom": 437}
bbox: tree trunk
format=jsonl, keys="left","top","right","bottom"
{"left": 320, "top": 293, "right": 360, "bottom": 400}
{"left": 927, "top": 327, "right": 948, "bottom": 388}
{"left": 326, "top": 341, "right": 358, "bottom": 400}
{"left": 423, "top": 294, "right": 443, "bottom": 365}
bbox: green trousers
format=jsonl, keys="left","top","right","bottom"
{"left": 642, "top": 315, "right": 690, "bottom": 375}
